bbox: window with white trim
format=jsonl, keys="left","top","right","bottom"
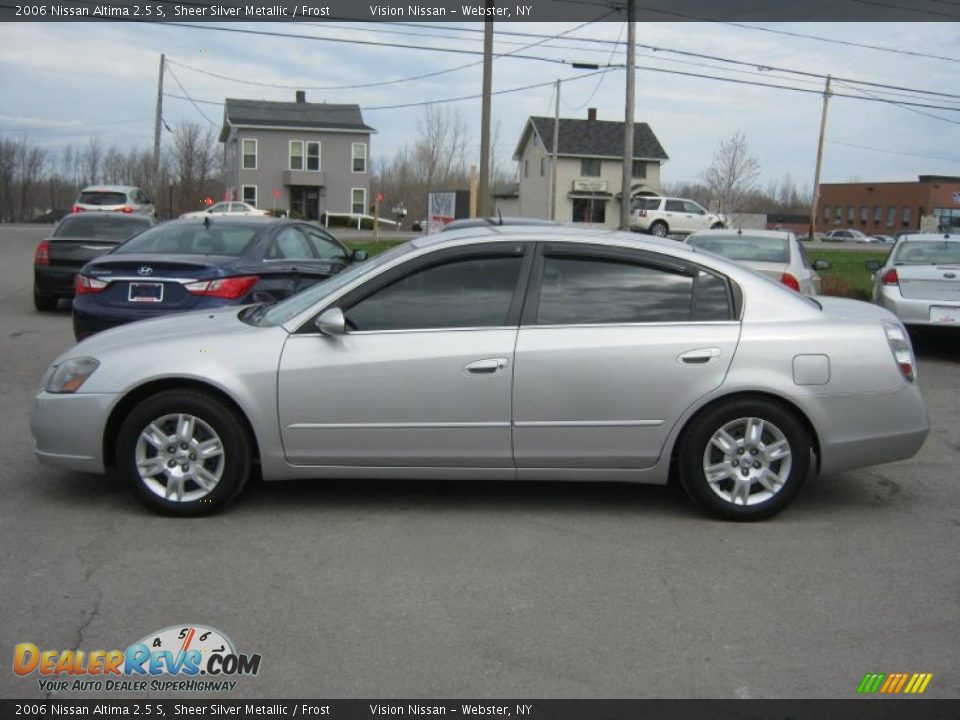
{"left": 242, "top": 139, "right": 257, "bottom": 170}
{"left": 351, "top": 188, "right": 366, "bottom": 215}
{"left": 289, "top": 141, "right": 304, "bottom": 171}
{"left": 352, "top": 143, "right": 367, "bottom": 173}
{"left": 306, "top": 142, "right": 320, "bottom": 171}
{"left": 242, "top": 185, "right": 257, "bottom": 207}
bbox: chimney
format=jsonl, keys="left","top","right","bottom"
{"left": 295, "top": 90, "right": 306, "bottom": 104}
{"left": 587, "top": 108, "right": 597, "bottom": 121}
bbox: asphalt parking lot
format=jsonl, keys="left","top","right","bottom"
{"left": 1, "top": 223, "right": 958, "bottom": 700}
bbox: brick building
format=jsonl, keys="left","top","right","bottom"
{"left": 816, "top": 175, "right": 960, "bottom": 235}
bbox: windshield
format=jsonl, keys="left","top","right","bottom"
{"left": 113, "top": 224, "right": 261, "bottom": 256}
{"left": 54, "top": 215, "right": 150, "bottom": 240}
{"left": 254, "top": 241, "right": 417, "bottom": 327}
{"left": 893, "top": 241, "right": 960, "bottom": 265}
{"left": 688, "top": 235, "right": 789, "bottom": 263}
{"left": 77, "top": 191, "right": 128, "bottom": 205}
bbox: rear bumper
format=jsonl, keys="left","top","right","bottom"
{"left": 815, "top": 382, "right": 930, "bottom": 476}
{"left": 32, "top": 391, "right": 117, "bottom": 474}
{"left": 877, "top": 287, "right": 960, "bottom": 328}
{"left": 34, "top": 267, "right": 77, "bottom": 297}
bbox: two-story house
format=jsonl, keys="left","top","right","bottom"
{"left": 220, "top": 91, "right": 376, "bottom": 221}
{"left": 513, "top": 108, "right": 668, "bottom": 228}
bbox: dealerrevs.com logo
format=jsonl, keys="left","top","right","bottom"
{"left": 13, "top": 624, "right": 262, "bottom": 693}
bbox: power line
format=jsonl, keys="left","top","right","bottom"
{"left": 827, "top": 139, "right": 960, "bottom": 163}
{"left": 832, "top": 79, "right": 960, "bottom": 125}
{"left": 164, "top": 64, "right": 219, "bottom": 128}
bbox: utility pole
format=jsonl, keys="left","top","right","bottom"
{"left": 549, "top": 79, "right": 560, "bottom": 220}
{"left": 152, "top": 54, "right": 165, "bottom": 194}
{"left": 477, "top": 4, "right": 494, "bottom": 218}
{"left": 619, "top": 1, "right": 636, "bottom": 231}
{"left": 808, "top": 74, "right": 832, "bottom": 242}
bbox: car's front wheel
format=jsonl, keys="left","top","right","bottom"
{"left": 649, "top": 220, "right": 669, "bottom": 238}
{"left": 678, "top": 398, "right": 811, "bottom": 521}
{"left": 116, "top": 390, "right": 251, "bottom": 516}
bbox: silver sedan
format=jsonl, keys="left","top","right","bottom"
{"left": 867, "top": 233, "right": 960, "bottom": 328}
{"left": 686, "top": 229, "right": 829, "bottom": 296}
{"left": 32, "top": 228, "right": 929, "bottom": 521}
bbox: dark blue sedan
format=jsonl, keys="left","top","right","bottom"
{"left": 72, "top": 217, "right": 366, "bottom": 340}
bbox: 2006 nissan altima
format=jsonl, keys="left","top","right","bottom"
{"left": 32, "top": 227, "right": 930, "bottom": 521}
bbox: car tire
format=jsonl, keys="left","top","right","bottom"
{"left": 33, "top": 287, "right": 59, "bottom": 312}
{"left": 678, "top": 398, "right": 811, "bottom": 521}
{"left": 116, "top": 390, "right": 251, "bottom": 516}
{"left": 649, "top": 221, "right": 669, "bottom": 238}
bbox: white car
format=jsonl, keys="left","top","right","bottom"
{"left": 687, "top": 229, "right": 830, "bottom": 296}
{"left": 822, "top": 229, "right": 870, "bottom": 243}
{"left": 180, "top": 201, "right": 270, "bottom": 220}
{"left": 866, "top": 233, "right": 960, "bottom": 328}
{"left": 72, "top": 185, "right": 155, "bottom": 218}
{"left": 631, "top": 196, "right": 726, "bottom": 237}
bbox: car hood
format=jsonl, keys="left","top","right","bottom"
{"left": 64, "top": 306, "right": 260, "bottom": 361}
{"left": 815, "top": 295, "right": 899, "bottom": 323}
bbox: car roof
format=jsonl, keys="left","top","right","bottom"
{"left": 687, "top": 229, "right": 793, "bottom": 240}
{"left": 412, "top": 224, "right": 695, "bottom": 254}
{"left": 166, "top": 215, "right": 283, "bottom": 227}
{"left": 897, "top": 233, "right": 957, "bottom": 243}
{"left": 79, "top": 185, "right": 142, "bottom": 193}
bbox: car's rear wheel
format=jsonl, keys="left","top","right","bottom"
{"left": 649, "top": 220, "right": 669, "bottom": 238}
{"left": 116, "top": 390, "right": 251, "bottom": 516}
{"left": 678, "top": 398, "right": 810, "bottom": 521}
{"left": 33, "top": 287, "right": 59, "bottom": 311}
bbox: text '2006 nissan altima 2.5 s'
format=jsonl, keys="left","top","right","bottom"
{"left": 32, "top": 227, "right": 930, "bottom": 520}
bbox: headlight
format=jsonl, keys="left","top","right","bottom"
{"left": 46, "top": 357, "right": 100, "bottom": 394}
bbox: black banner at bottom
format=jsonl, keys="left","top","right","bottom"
{"left": 3, "top": 699, "right": 960, "bottom": 720}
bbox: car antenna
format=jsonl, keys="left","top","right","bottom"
{"left": 203, "top": 215, "right": 211, "bottom": 229}
{"left": 737, "top": 226, "right": 742, "bottom": 236}
{"left": 497, "top": 208, "right": 503, "bottom": 226}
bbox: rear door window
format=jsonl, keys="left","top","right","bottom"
{"left": 665, "top": 200, "right": 686, "bottom": 213}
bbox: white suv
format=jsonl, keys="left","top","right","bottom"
{"left": 630, "top": 196, "right": 726, "bottom": 237}
{"left": 72, "top": 185, "right": 156, "bottom": 218}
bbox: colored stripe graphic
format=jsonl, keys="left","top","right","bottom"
{"left": 858, "top": 672, "right": 932, "bottom": 694}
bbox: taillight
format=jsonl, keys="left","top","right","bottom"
{"left": 185, "top": 275, "right": 259, "bottom": 300}
{"left": 780, "top": 272, "right": 801, "bottom": 292}
{"left": 883, "top": 322, "right": 916, "bottom": 382}
{"left": 35, "top": 240, "right": 50, "bottom": 266}
{"left": 74, "top": 274, "right": 108, "bottom": 295}
{"left": 116, "top": 206, "right": 133, "bottom": 214}
{"left": 881, "top": 268, "right": 899, "bottom": 286}
{"left": 71, "top": 205, "right": 85, "bottom": 213}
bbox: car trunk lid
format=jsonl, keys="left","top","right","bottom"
{"left": 47, "top": 238, "right": 123, "bottom": 271}
{"left": 895, "top": 265, "right": 960, "bottom": 301}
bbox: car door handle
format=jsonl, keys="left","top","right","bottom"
{"left": 464, "top": 358, "right": 508, "bottom": 374}
{"left": 678, "top": 348, "right": 721, "bottom": 364}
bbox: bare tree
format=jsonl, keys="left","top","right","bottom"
{"left": 81, "top": 137, "right": 103, "bottom": 185}
{"left": 168, "top": 121, "right": 222, "bottom": 215}
{"left": 700, "top": 132, "right": 761, "bottom": 214}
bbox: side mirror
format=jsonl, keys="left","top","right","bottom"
{"left": 352, "top": 249, "right": 368, "bottom": 262}
{"left": 864, "top": 259, "right": 882, "bottom": 272}
{"left": 813, "top": 259, "right": 831, "bottom": 271}
{"left": 315, "top": 307, "right": 346, "bottom": 336}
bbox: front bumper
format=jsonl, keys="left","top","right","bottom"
{"left": 32, "top": 391, "right": 118, "bottom": 474}
{"left": 877, "top": 287, "right": 960, "bottom": 328}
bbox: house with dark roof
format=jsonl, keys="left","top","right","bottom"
{"left": 220, "top": 91, "right": 376, "bottom": 221}
{"left": 512, "top": 108, "right": 668, "bottom": 228}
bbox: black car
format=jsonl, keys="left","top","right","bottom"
{"left": 72, "top": 217, "right": 366, "bottom": 340}
{"left": 34, "top": 213, "right": 155, "bottom": 311}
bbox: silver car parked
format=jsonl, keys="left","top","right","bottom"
{"left": 866, "top": 233, "right": 960, "bottom": 328}
{"left": 686, "top": 229, "right": 829, "bottom": 296}
{"left": 32, "top": 228, "right": 929, "bottom": 521}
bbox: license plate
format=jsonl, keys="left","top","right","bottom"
{"left": 128, "top": 282, "right": 163, "bottom": 303}
{"left": 930, "top": 306, "right": 960, "bottom": 324}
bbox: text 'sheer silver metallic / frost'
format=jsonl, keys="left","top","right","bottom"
{"left": 32, "top": 227, "right": 929, "bottom": 520}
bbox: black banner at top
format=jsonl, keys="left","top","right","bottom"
{"left": 1, "top": 0, "right": 959, "bottom": 22}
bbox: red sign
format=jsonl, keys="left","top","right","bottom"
{"left": 272, "top": 188, "right": 281, "bottom": 199}
{"left": 375, "top": 193, "right": 384, "bottom": 203}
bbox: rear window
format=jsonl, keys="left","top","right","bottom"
{"left": 631, "top": 197, "right": 661, "bottom": 211}
{"left": 113, "top": 225, "right": 260, "bottom": 256}
{"left": 689, "top": 235, "right": 789, "bottom": 263}
{"left": 893, "top": 241, "right": 960, "bottom": 265}
{"left": 54, "top": 215, "right": 150, "bottom": 240}
{"left": 77, "top": 191, "right": 128, "bottom": 206}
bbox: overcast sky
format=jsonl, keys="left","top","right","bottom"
{"left": 1, "top": 20, "right": 958, "bottom": 189}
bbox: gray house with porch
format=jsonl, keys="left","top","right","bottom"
{"left": 220, "top": 92, "right": 376, "bottom": 221}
